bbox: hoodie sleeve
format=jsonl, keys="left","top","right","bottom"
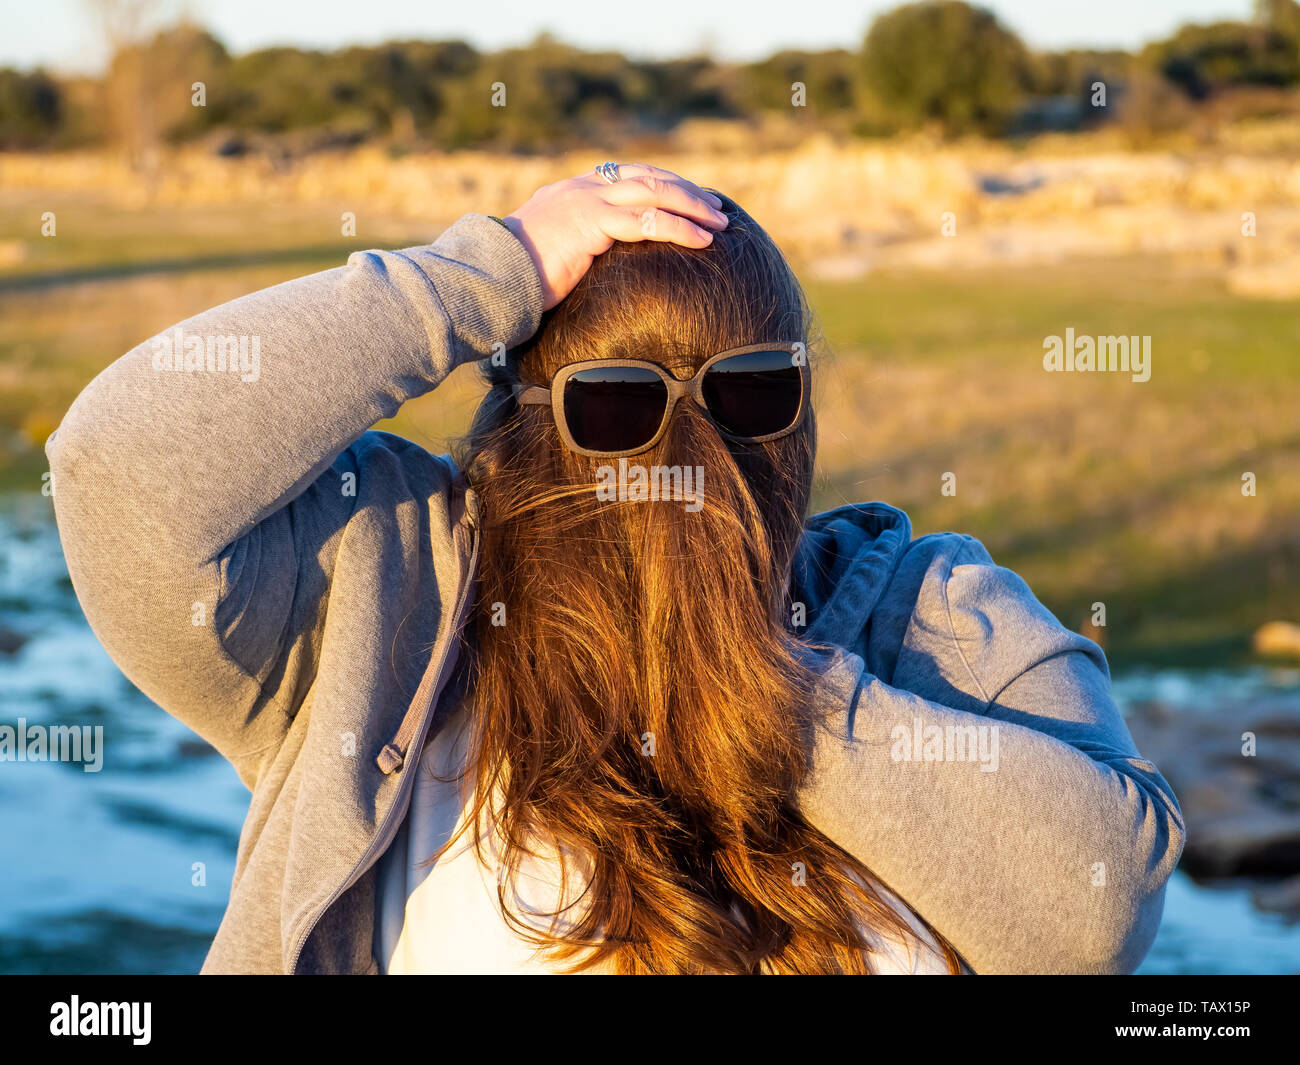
{"left": 795, "top": 537, "right": 1185, "bottom": 974}
{"left": 45, "top": 214, "right": 544, "bottom": 785}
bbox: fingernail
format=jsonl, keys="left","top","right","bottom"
{"left": 711, "top": 208, "right": 728, "bottom": 226}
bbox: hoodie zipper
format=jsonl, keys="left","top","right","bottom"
{"left": 286, "top": 489, "right": 480, "bottom": 974}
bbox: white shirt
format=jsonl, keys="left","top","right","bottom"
{"left": 373, "top": 698, "right": 952, "bottom": 974}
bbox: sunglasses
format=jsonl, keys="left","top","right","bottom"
{"left": 511, "top": 342, "right": 811, "bottom": 458}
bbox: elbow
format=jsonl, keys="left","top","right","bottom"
{"left": 45, "top": 371, "right": 131, "bottom": 520}
{"left": 45, "top": 409, "right": 103, "bottom": 527}
{"left": 1063, "top": 802, "right": 1186, "bottom": 975}
{"left": 46, "top": 386, "right": 95, "bottom": 489}
{"left": 1076, "top": 883, "right": 1170, "bottom": 975}
{"left": 45, "top": 418, "right": 85, "bottom": 515}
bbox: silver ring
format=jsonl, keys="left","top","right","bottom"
{"left": 595, "top": 161, "right": 621, "bottom": 184}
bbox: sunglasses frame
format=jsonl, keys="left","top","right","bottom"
{"left": 511, "top": 342, "right": 811, "bottom": 459}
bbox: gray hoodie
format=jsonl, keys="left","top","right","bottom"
{"left": 45, "top": 212, "right": 1184, "bottom": 974}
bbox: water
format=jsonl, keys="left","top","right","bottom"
{"left": 1, "top": 496, "right": 1297, "bottom": 974}
{"left": 0, "top": 496, "right": 247, "bottom": 973}
{"left": 1110, "top": 668, "right": 1300, "bottom": 975}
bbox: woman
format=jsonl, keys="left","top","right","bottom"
{"left": 47, "top": 163, "right": 1184, "bottom": 974}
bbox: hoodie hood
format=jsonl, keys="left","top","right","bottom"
{"left": 789, "top": 501, "right": 913, "bottom": 653}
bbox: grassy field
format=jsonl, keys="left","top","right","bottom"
{"left": 2, "top": 193, "right": 1296, "bottom": 667}
{"left": 805, "top": 261, "right": 1299, "bottom": 666}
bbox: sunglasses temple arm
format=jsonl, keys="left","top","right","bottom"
{"left": 513, "top": 384, "right": 553, "bottom": 405}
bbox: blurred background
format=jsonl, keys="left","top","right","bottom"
{"left": 1, "top": 0, "right": 1299, "bottom": 974}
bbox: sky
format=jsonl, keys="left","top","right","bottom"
{"left": 0, "top": 0, "right": 1260, "bottom": 74}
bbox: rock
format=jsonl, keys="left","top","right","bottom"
{"left": 1126, "top": 695, "right": 1300, "bottom": 880}
{"left": 0, "top": 624, "right": 29, "bottom": 656}
{"left": 1180, "top": 810, "right": 1300, "bottom": 878}
{"left": 1227, "top": 258, "right": 1300, "bottom": 301}
{"left": 0, "top": 240, "right": 28, "bottom": 268}
{"left": 1252, "top": 874, "right": 1300, "bottom": 920}
{"left": 1253, "top": 621, "right": 1300, "bottom": 659}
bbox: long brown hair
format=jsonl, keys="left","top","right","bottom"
{"left": 450, "top": 194, "right": 962, "bottom": 974}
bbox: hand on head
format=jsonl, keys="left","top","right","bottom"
{"left": 504, "top": 163, "right": 728, "bottom": 310}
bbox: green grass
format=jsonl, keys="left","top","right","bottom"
{"left": 2, "top": 198, "right": 1297, "bottom": 667}
{"left": 801, "top": 259, "right": 1300, "bottom": 666}
{"left": 0, "top": 190, "right": 421, "bottom": 283}
{"left": 807, "top": 259, "right": 1300, "bottom": 384}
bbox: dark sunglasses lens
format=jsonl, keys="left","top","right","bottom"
{"left": 563, "top": 366, "right": 668, "bottom": 453}
{"left": 702, "top": 349, "right": 803, "bottom": 438}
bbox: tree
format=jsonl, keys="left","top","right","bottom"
{"left": 1144, "top": 21, "right": 1300, "bottom": 99}
{"left": 861, "top": 1, "right": 1033, "bottom": 136}
{"left": 0, "top": 68, "right": 63, "bottom": 146}
{"left": 738, "top": 49, "right": 858, "bottom": 115}
{"left": 1257, "top": 0, "right": 1300, "bottom": 39}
